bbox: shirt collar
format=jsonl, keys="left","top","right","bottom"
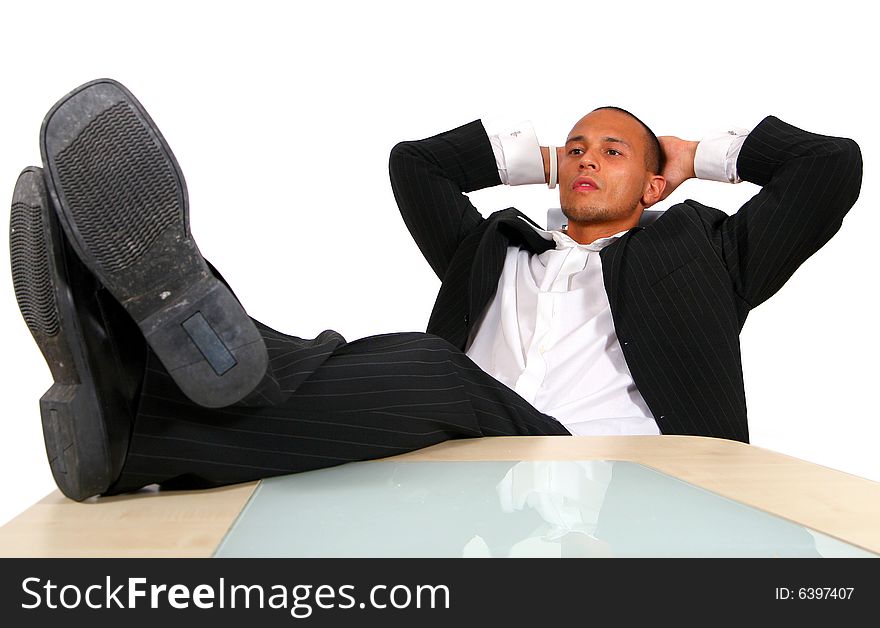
{"left": 518, "top": 216, "right": 628, "bottom": 252}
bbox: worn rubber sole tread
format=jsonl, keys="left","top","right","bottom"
{"left": 10, "top": 168, "right": 112, "bottom": 500}
{"left": 40, "top": 79, "right": 267, "bottom": 408}
{"left": 10, "top": 200, "right": 60, "bottom": 338}
{"left": 54, "top": 101, "right": 181, "bottom": 275}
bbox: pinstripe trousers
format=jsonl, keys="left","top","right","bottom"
{"left": 109, "top": 321, "right": 570, "bottom": 494}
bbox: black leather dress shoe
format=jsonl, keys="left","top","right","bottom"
{"left": 10, "top": 167, "right": 146, "bottom": 501}
{"left": 40, "top": 78, "right": 268, "bottom": 408}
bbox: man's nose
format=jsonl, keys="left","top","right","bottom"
{"left": 578, "top": 152, "right": 599, "bottom": 170}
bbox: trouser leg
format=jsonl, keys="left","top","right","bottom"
{"left": 203, "top": 261, "right": 347, "bottom": 407}
{"left": 108, "top": 332, "right": 569, "bottom": 493}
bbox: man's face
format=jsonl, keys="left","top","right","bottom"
{"left": 558, "top": 109, "right": 657, "bottom": 227}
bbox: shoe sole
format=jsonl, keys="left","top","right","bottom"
{"left": 10, "top": 167, "right": 112, "bottom": 500}
{"left": 40, "top": 79, "right": 267, "bottom": 408}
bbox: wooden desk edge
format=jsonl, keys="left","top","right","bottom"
{"left": 1, "top": 436, "right": 878, "bottom": 557}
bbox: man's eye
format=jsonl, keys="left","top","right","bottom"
{"left": 607, "top": 149, "right": 622, "bottom": 156}
{"left": 569, "top": 148, "right": 583, "bottom": 155}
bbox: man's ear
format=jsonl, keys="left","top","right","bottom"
{"left": 642, "top": 175, "right": 666, "bottom": 208}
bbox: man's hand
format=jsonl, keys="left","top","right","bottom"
{"left": 657, "top": 136, "right": 699, "bottom": 201}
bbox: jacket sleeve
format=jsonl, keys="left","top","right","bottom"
{"left": 389, "top": 120, "right": 502, "bottom": 280}
{"left": 696, "top": 115, "right": 862, "bottom": 309}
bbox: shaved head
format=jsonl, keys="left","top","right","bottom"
{"left": 591, "top": 106, "right": 664, "bottom": 174}
{"left": 557, "top": 107, "right": 667, "bottom": 243}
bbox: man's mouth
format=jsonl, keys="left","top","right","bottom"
{"left": 572, "top": 176, "right": 599, "bottom": 191}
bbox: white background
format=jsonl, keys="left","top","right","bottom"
{"left": 0, "top": 0, "right": 877, "bottom": 527}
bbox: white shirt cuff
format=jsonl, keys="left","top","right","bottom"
{"left": 485, "top": 121, "right": 546, "bottom": 186}
{"left": 694, "top": 127, "right": 750, "bottom": 183}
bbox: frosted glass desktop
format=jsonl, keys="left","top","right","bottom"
{"left": 214, "top": 460, "right": 875, "bottom": 558}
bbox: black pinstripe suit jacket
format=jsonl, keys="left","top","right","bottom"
{"left": 389, "top": 116, "right": 862, "bottom": 442}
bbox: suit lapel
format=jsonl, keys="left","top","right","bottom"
{"left": 464, "top": 212, "right": 642, "bottom": 335}
{"left": 601, "top": 226, "right": 642, "bottom": 314}
{"left": 468, "top": 210, "right": 554, "bottom": 329}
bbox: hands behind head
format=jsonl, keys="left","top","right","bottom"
{"left": 656, "top": 136, "right": 699, "bottom": 202}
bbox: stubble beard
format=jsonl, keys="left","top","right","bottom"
{"left": 561, "top": 197, "right": 641, "bottom": 227}
{"left": 561, "top": 203, "right": 616, "bottom": 225}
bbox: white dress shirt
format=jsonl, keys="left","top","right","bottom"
{"left": 466, "top": 121, "right": 748, "bottom": 435}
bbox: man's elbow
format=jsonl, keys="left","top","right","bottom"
{"left": 388, "top": 141, "right": 420, "bottom": 186}
{"left": 835, "top": 136, "right": 862, "bottom": 169}
{"left": 833, "top": 137, "right": 863, "bottom": 207}
{"left": 389, "top": 140, "right": 422, "bottom": 167}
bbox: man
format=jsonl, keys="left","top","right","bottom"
{"left": 10, "top": 79, "right": 861, "bottom": 502}
{"left": 390, "top": 108, "right": 862, "bottom": 442}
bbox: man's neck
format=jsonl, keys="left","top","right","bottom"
{"left": 564, "top": 215, "right": 641, "bottom": 245}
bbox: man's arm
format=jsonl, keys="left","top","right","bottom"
{"left": 700, "top": 116, "right": 862, "bottom": 309}
{"left": 389, "top": 121, "right": 500, "bottom": 281}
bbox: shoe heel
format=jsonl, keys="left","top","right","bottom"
{"left": 40, "top": 383, "right": 111, "bottom": 501}
{"left": 141, "top": 277, "right": 268, "bottom": 408}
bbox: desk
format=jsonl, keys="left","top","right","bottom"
{"left": 1, "top": 436, "right": 878, "bottom": 557}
